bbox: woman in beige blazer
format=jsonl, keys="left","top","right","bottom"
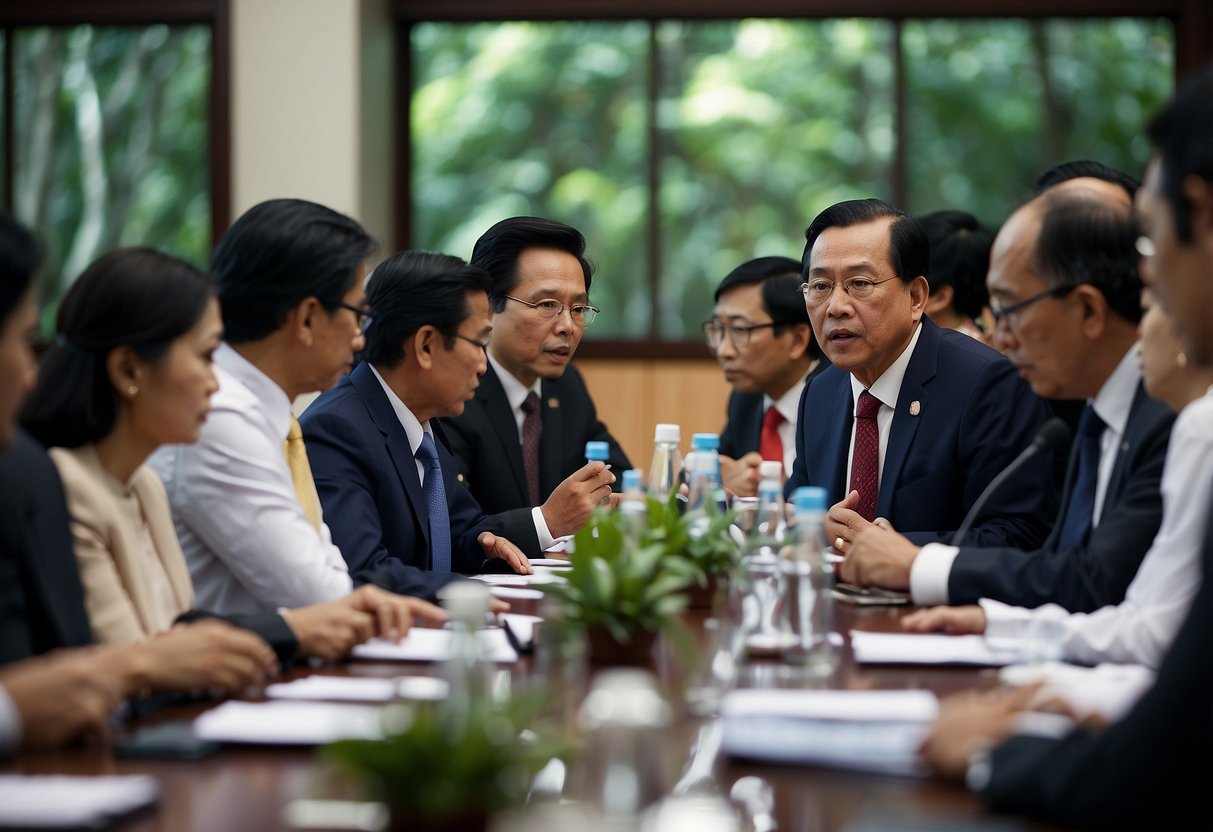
{"left": 20, "top": 248, "right": 440, "bottom": 661}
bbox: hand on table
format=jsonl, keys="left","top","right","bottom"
{"left": 837, "top": 516, "right": 920, "bottom": 591}
{"left": 0, "top": 649, "right": 124, "bottom": 749}
{"left": 117, "top": 619, "right": 278, "bottom": 696}
{"left": 478, "top": 531, "right": 532, "bottom": 574}
{"left": 902, "top": 605, "right": 987, "bottom": 635}
{"left": 920, "top": 683, "right": 1042, "bottom": 780}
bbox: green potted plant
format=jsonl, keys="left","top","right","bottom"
{"left": 645, "top": 492, "right": 742, "bottom": 608}
{"left": 543, "top": 505, "right": 697, "bottom": 664}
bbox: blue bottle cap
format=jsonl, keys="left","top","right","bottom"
{"left": 691, "top": 433, "right": 720, "bottom": 451}
{"left": 621, "top": 468, "right": 643, "bottom": 492}
{"left": 791, "top": 486, "right": 827, "bottom": 512}
{"left": 585, "top": 441, "right": 610, "bottom": 461}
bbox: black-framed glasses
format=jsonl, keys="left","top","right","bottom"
{"left": 989, "top": 285, "right": 1079, "bottom": 326}
{"left": 503, "top": 295, "right": 599, "bottom": 326}
{"left": 701, "top": 319, "right": 785, "bottom": 350}
{"left": 799, "top": 276, "right": 900, "bottom": 307}
{"left": 337, "top": 301, "right": 374, "bottom": 334}
{"left": 453, "top": 333, "right": 490, "bottom": 352}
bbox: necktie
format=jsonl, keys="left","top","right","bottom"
{"left": 759, "top": 405, "right": 785, "bottom": 473}
{"left": 521, "top": 391, "right": 543, "bottom": 506}
{"left": 848, "top": 391, "right": 881, "bottom": 523}
{"left": 1057, "top": 404, "right": 1106, "bottom": 550}
{"left": 416, "top": 434, "right": 452, "bottom": 572}
{"left": 284, "top": 415, "right": 322, "bottom": 531}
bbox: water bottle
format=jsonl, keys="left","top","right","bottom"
{"left": 690, "top": 433, "right": 726, "bottom": 512}
{"left": 755, "top": 461, "right": 787, "bottom": 543}
{"left": 648, "top": 423, "right": 682, "bottom": 500}
{"left": 619, "top": 468, "right": 648, "bottom": 543}
{"left": 682, "top": 450, "right": 709, "bottom": 513}
{"left": 739, "top": 476, "right": 792, "bottom": 658}
{"left": 585, "top": 440, "right": 610, "bottom": 466}
{"left": 781, "top": 486, "right": 836, "bottom": 674}
{"left": 436, "top": 581, "right": 494, "bottom": 726}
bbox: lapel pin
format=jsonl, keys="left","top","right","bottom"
{"left": 909, "top": 401, "right": 921, "bottom": 416}
{"left": 547, "top": 397, "right": 560, "bottom": 409}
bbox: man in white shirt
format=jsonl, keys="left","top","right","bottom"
{"left": 840, "top": 185, "right": 1175, "bottom": 614}
{"left": 708, "top": 256, "right": 827, "bottom": 496}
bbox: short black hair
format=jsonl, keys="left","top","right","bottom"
{"left": 1146, "top": 66, "right": 1213, "bottom": 243}
{"left": 213, "top": 199, "right": 377, "bottom": 343}
{"left": 714, "top": 256, "right": 819, "bottom": 357}
{"left": 360, "top": 250, "right": 492, "bottom": 369}
{"left": 1033, "top": 160, "right": 1140, "bottom": 200}
{"left": 0, "top": 211, "right": 41, "bottom": 324}
{"left": 1033, "top": 193, "right": 1143, "bottom": 324}
{"left": 919, "top": 211, "right": 994, "bottom": 320}
{"left": 470, "top": 216, "right": 593, "bottom": 312}
{"left": 20, "top": 247, "right": 215, "bottom": 449}
{"left": 802, "top": 198, "right": 929, "bottom": 286}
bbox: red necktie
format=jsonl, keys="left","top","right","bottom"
{"left": 521, "top": 391, "right": 542, "bottom": 506}
{"left": 849, "top": 390, "right": 881, "bottom": 522}
{"left": 759, "top": 406, "right": 785, "bottom": 473}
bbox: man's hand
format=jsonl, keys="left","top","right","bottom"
{"left": 115, "top": 620, "right": 278, "bottom": 695}
{"left": 720, "top": 452, "right": 762, "bottom": 498}
{"left": 280, "top": 603, "right": 374, "bottom": 661}
{"left": 344, "top": 585, "right": 447, "bottom": 639}
{"left": 920, "top": 684, "right": 1042, "bottom": 780}
{"left": 478, "top": 531, "right": 532, "bottom": 574}
{"left": 837, "top": 517, "right": 920, "bottom": 591}
{"left": 1, "top": 650, "right": 124, "bottom": 749}
{"left": 539, "top": 461, "right": 617, "bottom": 538}
{"left": 825, "top": 490, "right": 873, "bottom": 551}
{"left": 903, "top": 605, "right": 987, "bottom": 635}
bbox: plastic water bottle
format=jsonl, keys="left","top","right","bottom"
{"left": 690, "top": 433, "right": 726, "bottom": 512}
{"left": 585, "top": 440, "right": 610, "bottom": 465}
{"left": 738, "top": 472, "right": 792, "bottom": 657}
{"left": 781, "top": 486, "right": 836, "bottom": 674}
{"left": 648, "top": 424, "right": 682, "bottom": 500}
{"left": 619, "top": 468, "right": 647, "bottom": 543}
{"left": 755, "top": 461, "right": 787, "bottom": 542}
{"left": 436, "top": 581, "right": 494, "bottom": 725}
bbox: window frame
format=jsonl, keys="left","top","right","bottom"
{"left": 393, "top": 0, "right": 1209, "bottom": 358}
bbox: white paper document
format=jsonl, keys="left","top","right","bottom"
{"left": 529, "top": 558, "right": 572, "bottom": 567}
{"left": 351, "top": 628, "right": 518, "bottom": 663}
{"left": 469, "top": 571, "right": 566, "bottom": 586}
{"left": 1000, "top": 661, "right": 1156, "bottom": 722}
{"left": 490, "top": 586, "right": 544, "bottom": 601}
{"left": 266, "top": 676, "right": 402, "bottom": 702}
{"left": 850, "top": 630, "right": 1022, "bottom": 666}
{"left": 0, "top": 775, "right": 159, "bottom": 829}
{"left": 193, "top": 700, "right": 384, "bottom": 745}
{"left": 720, "top": 689, "right": 939, "bottom": 776}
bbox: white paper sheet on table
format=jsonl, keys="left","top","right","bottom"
{"left": 529, "top": 558, "right": 572, "bottom": 568}
{"left": 351, "top": 628, "right": 517, "bottom": 663}
{"left": 490, "top": 586, "right": 544, "bottom": 601}
{"left": 265, "top": 676, "right": 401, "bottom": 702}
{"left": 850, "top": 630, "right": 1021, "bottom": 666}
{"left": 720, "top": 689, "right": 939, "bottom": 777}
{"left": 193, "top": 700, "right": 384, "bottom": 745}
{"left": 0, "top": 775, "right": 159, "bottom": 829}
{"left": 469, "top": 571, "right": 566, "bottom": 586}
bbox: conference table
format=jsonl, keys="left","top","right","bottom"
{"left": 1, "top": 594, "right": 1063, "bottom": 832}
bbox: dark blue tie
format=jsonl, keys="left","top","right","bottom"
{"left": 416, "top": 433, "right": 452, "bottom": 572}
{"left": 1057, "top": 405, "right": 1106, "bottom": 550}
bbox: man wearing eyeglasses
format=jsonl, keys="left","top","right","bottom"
{"left": 438, "top": 217, "right": 627, "bottom": 538}
{"left": 784, "top": 198, "right": 1056, "bottom": 558}
{"left": 840, "top": 185, "right": 1174, "bottom": 614}
{"left": 706, "top": 256, "right": 828, "bottom": 497}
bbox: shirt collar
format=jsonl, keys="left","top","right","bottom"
{"left": 849, "top": 322, "right": 924, "bottom": 409}
{"left": 488, "top": 353, "right": 541, "bottom": 413}
{"left": 369, "top": 364, "right": 429, "bottom": 455}
{"left": 1090, "top": 344, "right": 1143, "bottom": 438}
{"left": 216, "top": 343, "right": 293, "bottom": 440}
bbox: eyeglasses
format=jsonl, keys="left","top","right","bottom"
{"left": 503, "top": 295, "right": 599, "bottom": 326}
{"left": 799, "top": 276, "right": 900, "bottom": 307}
{"left": 337, "top": 302, "right": 374, "bottom": 334}
{"left": 453, "top": 333, "right": 490, "bottom": 352}
{"left": 701, "top": 320, "right": 786, "bottom": 350}
{"left": 989, "top": 285, "right": 1078, "bottom": 326}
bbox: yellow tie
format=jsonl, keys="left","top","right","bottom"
{"left": 285, "top": 415, "right": 322, "bottom": 531}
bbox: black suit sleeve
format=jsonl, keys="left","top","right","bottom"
{"left": 174, "top": 608, "right": 300, "bottom": 669}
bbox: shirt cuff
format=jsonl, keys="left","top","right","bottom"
{"left": 531, "top": 506, "right": 557, "bottom": 551}
{"left": 909, "top": 543, "right": 959, "bottom": 606}
{"left": 964, "top": 746, "right": 993, "bottom": 793}
{"left": 0, "top": 683, "right": 22, "bottom": 755}
{"left": 979, "top": 598, "right": 1032, "bottom": 643}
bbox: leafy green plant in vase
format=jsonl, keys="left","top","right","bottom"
{"left": 645, "top": 491, "right": 742, "bottom": 609}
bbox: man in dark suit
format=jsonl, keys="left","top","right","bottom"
{"left": 921, "top": 70, "right": 1213, "bottom": 825}
{"left": 303, "top": 251, "right": 613, "bottom": 594}
{"left": 708, "top": 256, "right": 829, "bottom": 496}
{"left": 841, "top": 186, "right": 1172, "bottom": 613}
{"left": 440, "top": 217, "right": 628, "bottom": 521}
{"left": 785, "top": 199, "right": 1055, "bottom": 551}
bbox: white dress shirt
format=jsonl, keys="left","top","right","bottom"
{"left": 0, "top": 685, "right": 19, "bottom": 754}
{"left": 845, "top": 323, "right": 924, "bottom": 492}
{"left": 148, "top": 344, "right": 352, "bottom": 614}
{"left": 979, "top": 389, "right": 1213, "bottom": 669}
{"left": 910, "top": 345, "right": 1145, "bottom": 606}
{"left": 765, "top": 371, "right": 809, "bottom": 477}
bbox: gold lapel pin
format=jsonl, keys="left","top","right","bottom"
{"left": 909, "top": 401, "right": 921, "bottom": 416}
{"left": 547, "top": 397, "right": 560, "bottom": 409}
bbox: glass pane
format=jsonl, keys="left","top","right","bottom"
{"left": 12, "top": 24, "right": 212, "bottom": 335}
{"left": 903, "top": 18, "right": 1173, "bottom": 227}
{"left": 657, "top": 19, "right": 895, "bottom": 340}
{"left": 411, "top": 22, "right": 650, "bottom": 339}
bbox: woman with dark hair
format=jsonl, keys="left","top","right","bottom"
{"left": 21, "top": 247, "right": 441, "bottom": 659}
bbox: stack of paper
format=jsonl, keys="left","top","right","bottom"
{"left": 351, "top": 628, "right": 518, "bottom": 663}
{"left": 720, "top": 689, "right": 939, "bottom": 776}
{"left": 193, "top": 700, "right": 384, "bottom": 745}
{"left": 0, "top": 774, "right": 159, "bottom": 828}
{"left": 850, "top": 630, "right": 1022, "bottom": 666}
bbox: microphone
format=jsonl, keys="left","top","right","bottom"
{"left": 949, "top": 417, "right": 1071, "bottom": 547}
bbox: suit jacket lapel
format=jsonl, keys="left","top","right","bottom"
{"left": 876, "top": 321, "right": 937, "bottom": 519}
{"left": 479, "top": 365, "right": 529, "bottom": 499}
{"left": 820, "top": 376, "right": 854, "bottom": 505}
{"left": 539, "top": 379, "right": 563, "bottom": 497}
{"left": 350, "top": 364, "right": 430, "bottom": 549}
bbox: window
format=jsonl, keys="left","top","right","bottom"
{"left": 404, "top": 10, "right": 1175, "bottom": 349}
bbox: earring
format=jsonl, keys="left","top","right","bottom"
{"left": 127, "top": 385, "right": 139, "bottom": 398}
{"left": 1177, "top": 352, "right": 1188, "bottom": 369}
